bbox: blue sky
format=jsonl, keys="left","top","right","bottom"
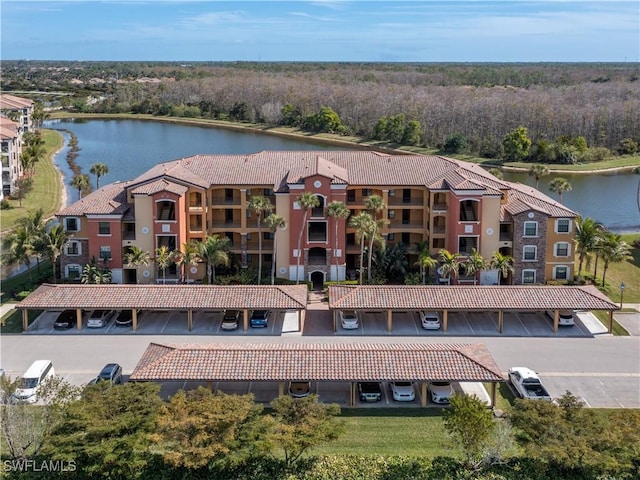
{"left": 2, "top": 1, "right": 639, "bottom": 62}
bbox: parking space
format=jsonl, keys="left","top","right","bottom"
{"left": 29, "top": 306, "right": 601, "bottom": 338}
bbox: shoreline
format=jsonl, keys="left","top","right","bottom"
{"left": 49, "top": 130, "right": 69, "bottom": 212}
{"left": 50, "top": 113, "right": 640, "bottom": 175}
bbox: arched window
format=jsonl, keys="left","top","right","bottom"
{"left": 459, "top": 199, "right": 479, "bottom": 221}
{"left": 156, "top": 200, "right": 176, "bottom": 221}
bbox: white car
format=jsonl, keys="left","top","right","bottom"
{"left": 339, "top": 310, "right": 359, "bottom": 329}
{"left": 87, "top": 310, "right": 115, "bottom": 328}
{"left": 420, "top": 311, "right": 441, "bottom": 330}
{"left": 428, "top": 381, "right": 454, "bottom": 404}
{"left": 545, "top": 310, "right": 576, "bottom": 327}
{"left": 390, "top": 381, "right": 415, "bottom": 401}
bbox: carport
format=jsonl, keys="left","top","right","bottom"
{"left": 129, "top": 341, "right": 504, "bottom": 407}
{"left": 15, "top": 284, "right": 308, "bottom": 332}
{"left": 328, "top": 285, "right": 619, "bottom": 334}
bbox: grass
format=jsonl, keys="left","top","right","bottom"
{"left": 1, "top": 308, "right": 42, "bottom": 333}
{"left": 583, "top": 233, "right": 640, "bottom": 304}
{"left": 311, "top": 408, "right": 461, "bottom": 457}
{"left": 0, "top": 129, "right": 64, "bottom": 233}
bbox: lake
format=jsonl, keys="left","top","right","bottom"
{"left": 46, "top": 118, "right": 639, "bottom": 232}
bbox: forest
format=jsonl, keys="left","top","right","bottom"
{"left": 2, "top": 61, "right": 640, "bottom": 161}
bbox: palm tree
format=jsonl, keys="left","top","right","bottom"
{"left": 89, "top": 162, "right": 109, "bottom": 189}
{"left": 15, "top": 208, "right": 46, "bottom": 274}
{"left": 575, "top": 216, "right": 604, "bottom": 282}
{"left": 40, "top": 222, "right": 69, "bottom": 284}
{"left": 155, "top": 245, "right": 173, "bottom": 284}
{"left": 600, "top": 233, "right": 632, "bottom": 288}
{"left": 20, "top": 131, "right": 46, "bottom": 176}
{"left": 247, "top": 195, "right": 273, "bottom": 284}
{"left": 528, "top": 164, "right": 550, "bottom": 189}
{"left": 489, "top": 251, "right": 514, "bottom": 285}
{"left": 364, "top": 194, "right": 386, "bottom": 283}
{"left": 294, "top": 192, "right": 320, "bottom": 284}
{"left": 372, "top": 242, "right": 406, "bottom": 283}
{"left": 326, "top": 201, "right": 350, "bottom": 281}
{"left": 70, "top": 174, "right": 91, "bottom": 200}
{"left": 438, "top": 249, "right": 461, "bottom": 284}
{"left": 549, "top": 177, "right": 572, "bottom": 202}
{"left": 81, "top": 259, "right": 112, "bottom": 284}
{"left": 461, "top": 248, "right": 486, "bottom": 284}
{"left": 264, "top": 213, "right": 286, "bottom": 285}
{"left": 124, "top": 245, "right": 151, "bottom": 284}
{"left": 349, "top": 211, "right": 374, "bottom": 284}
{"left": 173, "top": 242, "right": 201, "bottom": 283}
{"left": 197, "top": 235, "right": 230, "bottom": 284}
{"left": 412, "top": 241, "right": 436, "bottom": 285}
{"left": 1, "top": 227, "right": 34, "bottom": 282}
{"left": 31, "top": 101, "right": 50, "bottom": 128}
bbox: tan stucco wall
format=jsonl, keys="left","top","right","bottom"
{"left": 480, "top": 197, "right": 501, "bottom": 258}
{"left": 275, "top": 193, "right": 290, "bottom": 279}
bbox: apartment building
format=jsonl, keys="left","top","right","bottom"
{"left": 57, "top": 151, "right": 577, "bottom": 285}
{"left": 0, "top": 94, "right": 34, "bottom": 197}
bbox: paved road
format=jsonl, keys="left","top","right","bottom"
{"left": 1, "top": 333, "right": 638, "bottom": 408}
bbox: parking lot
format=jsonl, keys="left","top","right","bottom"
{"left": 29, "top": 307, "right": 604, "bottom": 337}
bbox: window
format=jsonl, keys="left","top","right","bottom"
{"left": 362, "top": 188, "right": 371, "bottom": 197}
{"left": 387, "top": 233, "right": 395, "bottom": 241}
{"left": 66, "top": 264, "right": 81, "bottom": 280}
{"left": 263, "top": 188, "right": 273, "bottom": 196}
{"left": 555, "top": 242, "right": 570, "bottom": 257}
{"left": 157, "top": 200, "right": 176, "bottom": 221}
{"left": 523, "top": 221, "right": 538, "bottom": 237}
{"left": 458, "top": 236, "right": 478, "bottom": 255}
{"left": 402, "top": 210, "right": 410, "bottom": 225}
{"left": 347, "top": 190, "right": 355, "bottom": 202}
{"left": 99, "top": 246, "right": 111, "bottom": 261}
{"left": 65, "top": 217, "right": 79, "bottom": 232}
{"left": 556, "top": 218, "right": 571, "bottom": 233}
{"left": 98, "top": 222, "right": 111, "bottom": 235}
{"left": 308, "top": 221, "right": 327, "bottom": 242}
{"left": 459, "top": 200, "right": 479, "bottom": 222}
{"left": 402, "top": 189, "right": 411, "bottom": 204}
{"left": 523, "top": 245, "right": 537, "bottom": 261}
{"left": 522, "top": 269, "right": 536, "bottom": 284}
{"left": 388, "top": 210, "right": 395, "bottom": 219}
{"left": 264, "top": 232, "right": 274, "bottom": 240}
{"left": 554, "top": 266, "right": 569, "bottom": 280}
{"left": 66, "top": 241, "right": 80, "bottom": 256}
{"left": 401, "top": 232, "right": 410, "bottom": 244}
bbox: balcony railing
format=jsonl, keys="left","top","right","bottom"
{"left": 432, "top": 203, "right": 448, "bottom": 211}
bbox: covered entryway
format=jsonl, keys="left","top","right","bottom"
{"left": 310, "top": 271, "right": 325, "bottom": 291}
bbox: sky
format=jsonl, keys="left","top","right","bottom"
{"left": 1, "top": 1, "right": 639, "bottom": 62}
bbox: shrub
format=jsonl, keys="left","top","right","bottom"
{"left": 0, "top": 198, "right": 12, "bottom": 210}
{"left": 617, "top": 137, "right": 638, "bottom": 155}
{"left": 578, "top": 146, "right": 611, "bottom": 163}
{"left": 443, "top": 133, "right": 468, "bottom": 153}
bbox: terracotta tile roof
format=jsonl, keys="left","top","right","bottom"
{"left": 329, "top": 285, "right": 618, "bottom": 311}
{"left": 130, "top": 178, "right": 189, "bottom": 196}
{"left": 0, "top": 117, "right": 19, "bottom": 140}
{"left": 505, "top": 182, "right": 577, "bottom": 218}
{"left": 58, "top": 181, "right": 132, "bottom": 216}
{"left": 17, "top": 284, "right": 308, "bottom": 311}
{"left": 129, "top": 342, "right": 504, "bottom": 382}
{"left": 0, "top": 94, "right": 34, "bottom": 110}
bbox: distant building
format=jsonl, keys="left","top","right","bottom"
{"left": 57, "top": 151, "right": 577, "bottom": 285}
{"left": 0, "top": 94, "right": 33, "bottom": 198}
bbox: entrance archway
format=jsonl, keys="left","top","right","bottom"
{"left": 310, "top": 271, "right": 325, "bottom": 291}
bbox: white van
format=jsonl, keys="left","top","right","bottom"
{"left": 545, "top": 310, "right": 576, "bottom": 327}
{"left": 14, "top": 360, "right": 55, "bottom": 403}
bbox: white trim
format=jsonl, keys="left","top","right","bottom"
{"left": 554, "top": 241, "right": 571, "bottom": 257}
{"left": 86, "top": 214, "right": 122, "bottom": 220}
{"left": 555, "top": 218, "right": 572, "bottom": 234}
{"left": 65, "top": 263, "right": 82, "bottom": 279}
{"left": 522, "top": 245, "right": 537, "bottom": 261}
{"left": 523, "top": 221, "right": 538, "bottom": 237}
{"left": 552, "top": 265, "right": 570, "bottom": 280}
{"left": 65, "top": 240, "right": 82, "bottom": 256}
{"left": 63, "top": 217, "right": 81, "bottom": 232}
{"left": 522, "top": 269, "right": 536, "bottom": 284}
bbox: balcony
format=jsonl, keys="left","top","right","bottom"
{"left": 432, "top": 203, "right": 448, "bottom": 212}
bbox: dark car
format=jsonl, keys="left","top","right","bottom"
{"left": 88, "top": 363, "right": 123, "bottom": 385}
{"left": 115, "top": 310, "right": 133, "bottom": 327}
{"left": 250, "top": 310, "right": 270, "bottom": 328}
{"left": 53, "top": 310, "right": 76, "bottom": 330}
{"left": 358, "top": 382, "right": 382, "bottom": 402}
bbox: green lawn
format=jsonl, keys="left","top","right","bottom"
{"left": 0, "top": 129, "right": 64, "bottom": 233}
{"left": 311, "top": 408, "right": 461, "bottom": 457}
{"left": 587, "top": 233, "right": 640, "bottom": 304}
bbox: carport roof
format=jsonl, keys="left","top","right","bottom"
{"left": 130, "top": 342, "right": 504, "bottom": 382}
{"left": 16, "top": 284, "right": 308, "bottom": 310}
{"left": 328, "top": 285, "right": 618, "bottom": 311}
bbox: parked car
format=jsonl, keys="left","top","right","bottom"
{"left": 13, "top": 360, "right": 55, "bottom": 404}
{"left": 88, "top": 363, "right": 123, "bottom": 385}
{"left": 508, "top": 367, "right": 552, "bottom": 401}
{"left": 420, "top": 311, "right": 441, "bottom": 330}
{"left": 428, "top": 381, "right": 454, "bottom": 404}
{"left": 390, "top": 381, "right": 415, "bottom": 401}
{"left": 250, "top": 310, "right": 270, "bottom": 328}
{"left": 87, "top": 310, "right": 115, "bottom": 328}
{"left": 288, "top": 381, "right": 311, "bottom": 398}
{"left": 53, "top": 310, "right": 76, "bottom": 330}
{"left": 545, "top": 309, "right": 576, "bottom": 326}
{"left": 115, "top": 310, "right": 133, "bottom": 327}
{"left": 358, "top": 382, "right": 382, "bottom": 402}
{"left": 339, "top": 310, "right": 359, "bottom": 329}
{"left": 221, "top": 310, "right": 240, "bottom": 330}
